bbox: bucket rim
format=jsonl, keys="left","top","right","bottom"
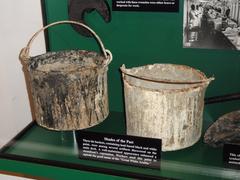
{"left": 27, "top": 50, "right": 109, "bottom": 73}
{"left": 120, "top": 63, "right": 214, "bottom": 85}
{"left": 123, "top": 76, "right": 210, "bottom": 94}
{"left": 29, "top": 49, "right": 105, "bottom": 58}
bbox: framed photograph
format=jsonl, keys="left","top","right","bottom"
{"left": 183, "top": 0, "right": 240, "bottom": 50}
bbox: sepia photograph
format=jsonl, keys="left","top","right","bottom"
{"left": 183, "top": 0, "right": 240, "bottom": 50}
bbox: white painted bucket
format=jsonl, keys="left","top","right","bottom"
{"left": 121, "top": 64, "right": 213, "bottom": 151}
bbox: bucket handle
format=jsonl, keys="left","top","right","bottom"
{"left": 19, "top": 20, "right": 112, "bottom": 66}
{"left": 120, "top": 65, "right": 214, "bottom": 84}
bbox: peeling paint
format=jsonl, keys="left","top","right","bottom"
{"left": 122, "top": 64, "right": 212, "bottom": 151}
{"left": 25, "top": 50, "right": 109, "bottom": 131}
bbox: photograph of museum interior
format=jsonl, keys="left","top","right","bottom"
{"left": 183, "top": 0, "right": 240, "bottom": 50}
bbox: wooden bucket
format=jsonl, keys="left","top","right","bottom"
{"left": 121, "top": 64, "right": 214, "bottom": 151}
{"left": 19, "top": 21, "right": 112, "bottom": 131}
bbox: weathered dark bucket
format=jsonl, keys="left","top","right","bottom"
{"left": 121, "top": 64, "right": 214, "bottom": 151}
{"left": 19, "top": 21, "right": 112, "bottom": 131}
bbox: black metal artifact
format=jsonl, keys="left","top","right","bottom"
{"left": 68, "top": 0, "right": 111, "bottom": 37}
{"left": 204, "top": 110, "right": 240, "bottom": 148}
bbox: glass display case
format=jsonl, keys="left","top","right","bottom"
{"left": 1, "top": 101, "right": 240, "bottom": 179}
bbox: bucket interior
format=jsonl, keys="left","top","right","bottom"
{"left": 123, "top": 64, "right": 208, "bottom": 91}
{"left": 28, "top": 50, "right": 106, "bottom": 72}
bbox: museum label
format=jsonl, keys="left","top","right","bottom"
{"left": 223, "top": 143, "right": 240, "bottom": 169}
{"left": 112, "top": 0, "right": 179, "bottom": 12}
{"left": 76, "top": 131, "right": 161, "bottom": 169}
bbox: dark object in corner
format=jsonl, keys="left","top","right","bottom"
{"left": 204, "top": 110, "right": 240, "bottom": 148}
{"left": 68, "top": 0, "right": 111, "bottom": 37}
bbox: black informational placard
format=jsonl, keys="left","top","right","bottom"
{"left": 75, "top": 131, "right": 161, "bottom": 169}
{"left": 112, "top": 0, "right": 179, "bottom": 12}
{"left": 223, "top": 143, "right": 240, "bottom": 169}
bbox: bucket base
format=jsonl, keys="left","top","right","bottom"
{"left": 127, "top": 131, "right": 202, "bottom": 151}
{"left": 36, "top": 111, "right": 109, "bottom": 131}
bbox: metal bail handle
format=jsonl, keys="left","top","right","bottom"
{"left": 120, "top": 64, "right": 215, "bottom": 85}
{"left": 19, "top": 20, "right": 112, "bottom": 65}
